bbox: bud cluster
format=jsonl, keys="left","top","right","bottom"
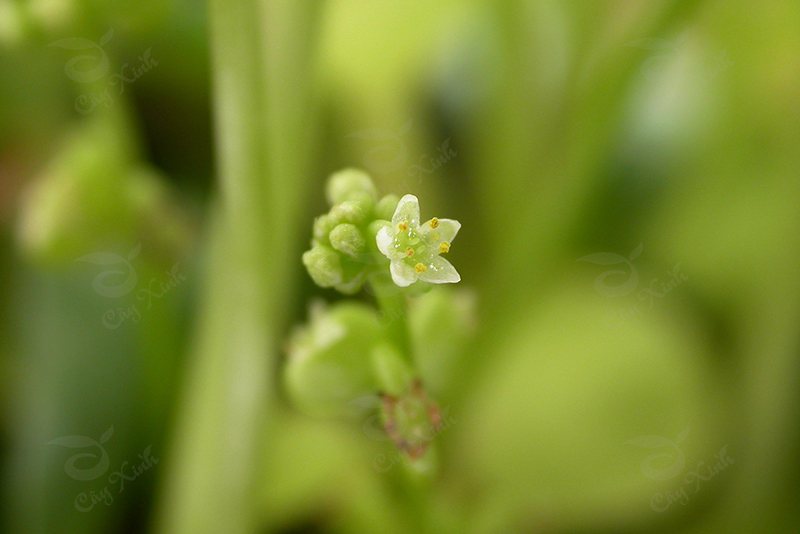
{"left": 302, "top": 169, "right": 398, "bottom": 294}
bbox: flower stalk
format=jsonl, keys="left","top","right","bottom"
{"left": 288, "top": 169, "right": 463, "bottom": 468}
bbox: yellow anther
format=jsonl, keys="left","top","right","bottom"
{"left": 439, "top": 242, "right": 450, "bottom": 254}
{"left": 398, "top": 221, "right": 408, "bottom": 231}
{"left": 405, "top": 247, "right": 414, "bottom": 257}
{"left": 415, "top": 263, "right": 427, "bottom": 273}
{"left": 430, "top": 217, "right": 439, "bottom": 228}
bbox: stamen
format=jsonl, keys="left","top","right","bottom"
{"left": 439, "top": 242, "right": 450, "bottom": 253}
{"left": 429, "top": 217, "right": 439, "bottom": 228}
{"left": 405, "top": 247, "right": 414, "bottom": 257}
{"left": 415, "top": 263, "right": 427, "bottom": 273}
{"left": 398, "top": 221, "right": 408, "bottom": 231}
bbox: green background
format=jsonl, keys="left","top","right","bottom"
{"left": 0, "top": 0, "right": 798, "bottom": 532}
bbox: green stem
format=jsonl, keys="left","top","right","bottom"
{"left": 369, "top": 275, "right": 413, "bottom": 365}
{"left": 154, "top": 2, "right": 320, "bottom": 534}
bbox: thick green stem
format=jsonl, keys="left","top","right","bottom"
{"left": 153, "top": 2, "right": 320, "bottom": 534}
{"left": 153, "top": 2, "right": 270, "bottom": 534}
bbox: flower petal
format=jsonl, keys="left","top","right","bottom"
{"left": 390, "top": 260, "right": 418, "bottom": 287}
{"left": 420, "top": 218, "right": 460, "bottom": 245}
{"left": 392, "top": 194, "right": 420, "bottom": 228}
{"left": 418, "top": 256, "right": 460, "bottom": 284}
{"left": 376, "top": 225, "right": 395, "bottom": 258}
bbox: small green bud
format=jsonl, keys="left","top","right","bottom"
{"left": 328, "top": 199, "right": 369, "bottom": 226}
{"left": 367, "top": 220, "right": 391, "bottom": 245}
{"left": 312, "top": 214, "right": 334, "bottom": 245}
{"left": 371, "top": 343, "right": 413, "bottom": 396}
{"left": 329, "top": 223, "right": 366, "bottom": 259}
{"left": 375, "top": 194, "right": 400, "bottom": 221}
{"left": 284, "top": 301, "right": 384, "bottom": 418}
{"left": 302, "top": 245, "right": 343, "bottom": 287}
{"left": 345, "top": 190, "right": 377, "bottom": 213}
{"left": 305, "top": 219, "right": 371, "bottom": 294}
{"left": 326, "top": 168, "right": 378, "bottom": 206}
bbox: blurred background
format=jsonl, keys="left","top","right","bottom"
{"left": 0, "top": 0, "right": 798, "bottom": 533}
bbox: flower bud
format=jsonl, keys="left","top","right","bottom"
{"left": 329, "top": 223, "right": 366, "bottom": 259}
{"left": 305, "top": 171, "right": 403, "bottom": 295}
{"left": 284, "top": 301, "right": 384, "bottom": 418}
{"left": 302, "top": 245, "right": 343, "bottom": 287}
{"left": 328, "top": 199, "right": 369, "bottom": 226}
{"left": 312, "top": 214, "right": 334, "bottom": 245}
{"left": 375, "top": 194, "right": 400, "bottom": 221}
{"left": 325, "top": 168, "right": 378, "bottom": 206}
{"left": 367, "top": 220, "right": 391, "bottom": 247}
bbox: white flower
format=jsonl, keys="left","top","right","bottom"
{"left": 376, "top": 195, "right": 461, "bottom": 287}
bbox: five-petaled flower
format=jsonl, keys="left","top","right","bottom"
{"left": 377, "top": 194, "right": 461, "bottom": 287}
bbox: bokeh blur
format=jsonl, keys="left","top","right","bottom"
{"left": 1, "top": 0, "right": 799, "bottom": 533}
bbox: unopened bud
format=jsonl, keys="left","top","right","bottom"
{"left": 329, "top": 199, "right": 369, "bottom": 226}
{"left": 375, "top": 194, "right": 400, "bottom": 221}
{"left": 302, "top": 245, "right": 343, "bottom": 287}
{"left": 326, "top": 168, "right": 378, "bottom": 206}
{"left": 329, "top": 223, "right": 366, "bottom": 259}
{"left": 284, "top": 301, "right": 384, "bottom": 418}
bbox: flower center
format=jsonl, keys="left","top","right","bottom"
{"left": 393, "top": 226, "right": 430, "bottom": 266}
